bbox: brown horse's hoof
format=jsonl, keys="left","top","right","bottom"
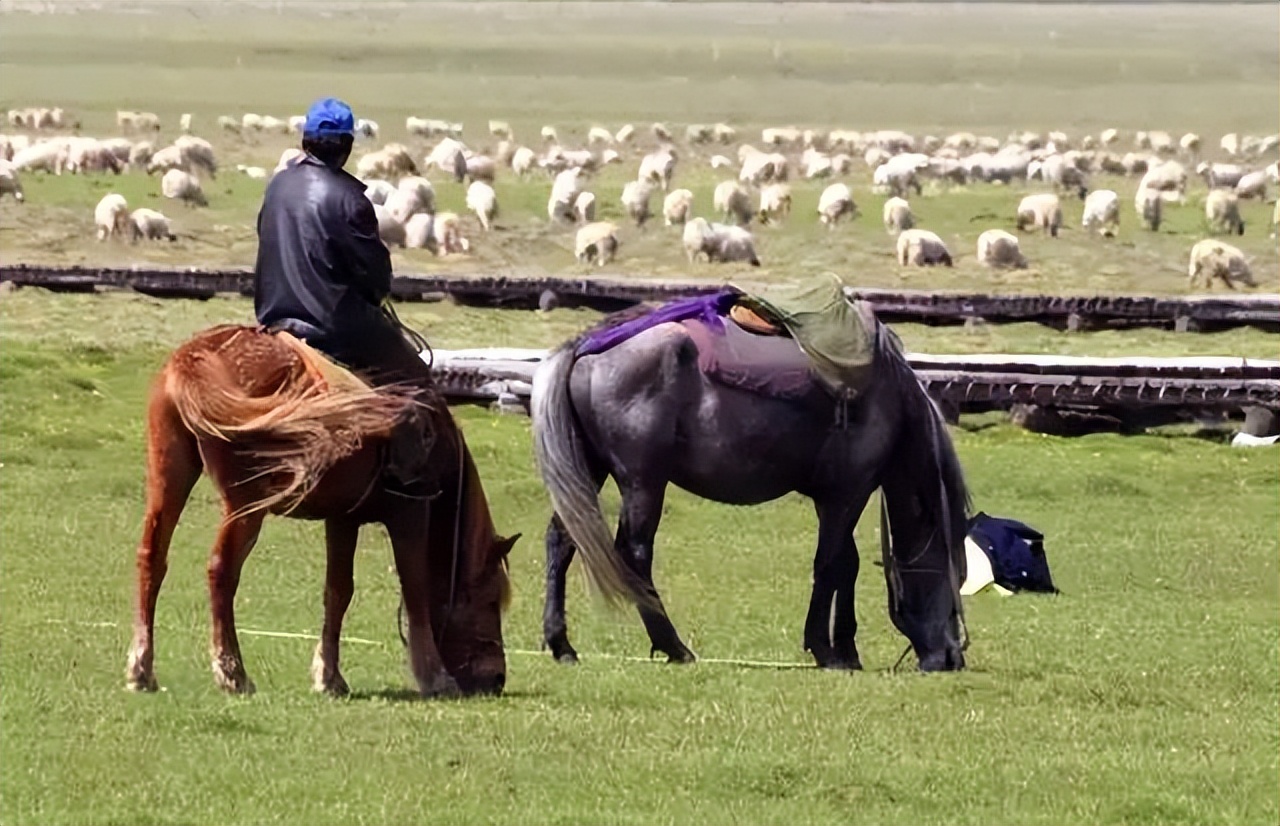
{"left": 421, "top": 673, "right": 461, "bottom": 699}
{"left": 212, "top": 655, "right": 256, "bottom": 695}
{"left": 125, "top": 674, "right": 159, "bottom": 692}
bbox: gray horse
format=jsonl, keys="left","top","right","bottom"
{"left": 531, "top": 301, "right": 971, "bottom": 672}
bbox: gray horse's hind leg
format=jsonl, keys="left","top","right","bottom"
{"left": 804, "top": 500, "right": 866, "bottom": 669}
{"left": 543, "top": 515, "right": 581, "bottom": 664}
{"left": 616, "top": 480, "right": 695, "bottom": 664}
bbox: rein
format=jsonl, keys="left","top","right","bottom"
{"left": 396, "top": 428, "right": 467, "bottom": 651}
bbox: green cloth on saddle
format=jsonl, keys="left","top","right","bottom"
{"left": 732, "top": 273, "right": 877, "bottom": 398}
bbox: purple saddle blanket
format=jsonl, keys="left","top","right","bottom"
{"left": 573, "top": 288, "right": 825, "bottom": 402}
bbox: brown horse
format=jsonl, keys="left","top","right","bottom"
{"left": 124, "top": 324, "right": 519, "bottom": 698}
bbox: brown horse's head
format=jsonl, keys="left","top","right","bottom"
{"left": 430, "top": 434, "right": 520, "bottom": 696}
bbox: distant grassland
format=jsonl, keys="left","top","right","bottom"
{"left": 0, "top": 2, "right": 1277, "bottom": 295}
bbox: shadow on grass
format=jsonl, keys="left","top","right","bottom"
{"left": 347, "top": 687, "right": 549, "bottom": 704}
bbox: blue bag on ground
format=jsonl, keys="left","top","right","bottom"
{"left": 966, "top": 512, "right": 1059, "bottom": 594}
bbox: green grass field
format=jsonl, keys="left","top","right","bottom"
{"left": 1, "top": 3, "right": 1279, "bottom": 825}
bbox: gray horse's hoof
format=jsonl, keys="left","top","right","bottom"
{"left": 555, "top": 652, "right": 580, "bottom": 665}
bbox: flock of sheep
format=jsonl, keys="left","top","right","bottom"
{"left": 1, "top": 109, "right": 1277, "bottom": 289}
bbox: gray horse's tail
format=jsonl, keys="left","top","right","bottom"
{"left": 875, "top": 321, "right": 972, "bottom": 668}
{"left": 531, "top": 344, "right": 650, "bottom": 609}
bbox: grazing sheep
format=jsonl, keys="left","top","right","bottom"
{"left": 288, "top": 115, "right": 306, "bottom": 135}
{"left": 386, "top": 176, "right": 436, "bottom": 224}
{"left": 356, "top": 144, "right": 417, "bottom": 179}
{"left": 373, "top": 203, "right": 406, "bottom": 248}
{"left": 128, "top": 141, "right": 155, "bottom": 170}
{"left": 488, "top": 120, "right": 513, "bottom": 141}
{"left": 363, "top": 179, "right": 396, "bottom": 206}
{"left": 94, "top": 193, "right": 130, "bottom": 241}
{"left": 1179, "top": 133, "right": 1200, "bottom": 157}
{"left": 465, "top": 155, "right": 497, "bottom": 184}
{"left": 1099, "top": 128, "right": 1120, "bottom": 147}
{"left": 1266, "top": 161, "right": 1279, "bottom": 186}
{"left": 662, "top": 189, "right": 693, "bottom": 226}
{"left": 757, "top": 183, "right": 792, "bottom": 224}
{"left": 179, "top": 113, "right": 192, "bottom": 134}
{"left": 425, "top": 137, "right": 470, "bottom": 182}
{"left": 573, "top": 191, "right": 597, "bottom": 224}
{"left": 274, "top": 148, "right": 305, "bottom": 175}
{"left": 1138, "top": 160, "right": 1187, "bottom": 203}
{"left": 217, "top": 116, "right": 241, "bottom": 134}
{"left": 713, "top": 123, "right": 736, "bottom": 145}
{"left": 510, "top": 146, "right": 536, "bottom": 177}
{"left": 1037, "top": 154, "right": 1088, "bottom": 199}
{"left": 432, "top": 212, "right": 470, "bottom": 254}
{"left": 650, "top": 122, "right": 672, "bottom": 142}
{"left": 575, "top": 221, "right": 620, "bottom": 266}
{"left": 882, "top": 196, "right": 914, "bottom": 234}
{"left": 614, "top": 124, "right": 635, "bottom": 144}
{"left": 174, "top": 135, "right": 218, "bottom": 178}
{"left": 1188, "top": 239, "right": 1255, "bottom": 289}
{"left": 161, "top": 169, "right": 207, "bottom": 207}
{"left": 1220, "top": 133, "right": 1240, "bottom": 156}
{"left": 129, "top": 208, "right": 177, "bottom": 242}
{"left": 1016, "top": 193, "right": 1063, "bottom": 237}
{"left": 1204, "top": 190, "right": 1245, "bottom": 236}
{"left": 897, "top": 228, "right": 953, "bottom": 267}
{"left": 1135, "top": 187, "right": 1163, "bottom": 232}
{"left": 540, "top": 125, "right": 558, "bottom": 144}
{"left": 738, "top": 151, "right": 787, "bottom": 185}
{"left": 976, "top": 229, "right": 1027, "bottom": 269}
{"left": 548, "top": 167, "right": 583, "bottom": 222}
{"left": 1234, "top": 171, "right": 1267, "bottom": 201}
{"left": 146, "top": 145, "right": 188, "bottom": 176}
{"left": 67, "top": 139, "right": 123, "bottom": 175}
{"left": 709, "top": 154, "right": 734, "bottom": 171}
{"left": 1196, "top": 162, "right": 1245, "bottom": 189}
{"left": 620, "top": 180, "right": 655, "bottom": 227}
{"left": 1081, "top": 189, "right": 1120, "bottom": 237}
{"left": 713, "top": 180, "right": 753, "bottom": 226}
{"left": 638, "top": 148, "right": 677, "bottom": 191}
{"left": 0, "top": 159, "right": 23, "bottom": 201}
{"left": 685, "top": 124, "right": 714, "bottom": 145}
{"left": 355, "top": 119, "right": 379, "bottom": 140}
{"left": 587, "top": 127, "right": 615, "bottom": 146}
{"left": 11, "top": 142, "right": 68, "bottom": 175}
{"left": 465, "top": 180, "right": 498, "bottom": 231}
{"left": 98, "top": 137, "right": 133, "bottom": 167}
{"left": 817, "top": 183, "right": 856, "bottom": 227}
{"left": 236, "top": 164, "right": 269, "bottom": 180}
{"left": 600, "top": 149, "right": 621, "bottom": 167}
{"left": 682, "top": 217, "right": 760, "bottom": 266}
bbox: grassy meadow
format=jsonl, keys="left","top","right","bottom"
{"left": 0, "top": 3, "right": 1278, "bottom": 293}
{"left": 1, "top": 3, "right": 1279, "bottom": 825}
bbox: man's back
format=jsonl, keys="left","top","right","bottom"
{"left": 254, "top": 155, "right": 391, "bottom": 346}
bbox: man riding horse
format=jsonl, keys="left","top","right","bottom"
{"left": 253, "top": 96, "right": 433, "bottom": 494}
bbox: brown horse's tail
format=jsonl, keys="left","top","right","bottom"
{"left": 165, "top": 337, "right": 421, "bottom": 518}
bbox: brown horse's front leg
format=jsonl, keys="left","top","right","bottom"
{"left": 312, "top": 518, "right": 358, "bottom": 696}
{"left": 386, "top": 510, "right": 457, "bottom": 698}
{"left": 207, "top": 511, "right": 265, "bottom": 694}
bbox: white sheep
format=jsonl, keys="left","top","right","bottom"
{"left": 1082, "top": 190, "right": 1120, "bottom": 237}
{"left": 385, "top": 176, "right": 436, "bottom": 224}
{"left": 1204, "top": 190, "right": 1245, "bottom": 236}
{"left": 128, "top": 141, "right": 155, "bottom": 170}
{"left": 424, "top": 137, "right": 469, "bottom": 182}
{"left": 510, "top": 146, "right": 536, "bottom": 177}
{"left": 1220, "top": 133, "right": 1240, "bottom": 156}
{"left": 11, "top": 142, "right": 68, "bottom": 175}
{"left": 713, "top": 180, "right": 753, "bottom": 226}
{"left": 663, "top": 189, "right": 693, "bottom": 226}
{"left": 757, "top": 183, "right": 792, "bottom": 224}
{"left": 882, "top": 197, "right": 914, "bottom": 234}
{"left": 217, "top": 116, "right": 241, "bottom": 134}
{"left": 356, "top": 144, "right": 417, "bottom": 179}
{"left": 872, "top": 154, "right": 926, "bottom": 197}
{"left": 129, "top": 208, "right": 177, "bottom": 242}
{"left": 355, "top": 119, "right": 379, "bottom": 140}
{"left": 713, "top": 123, "right": 736, "bottom": 145}
{"left": 161, "top": 169, "right": 207, "bottom": 207}
{"left": 1138, "top": 160, "right": 1187, "bottom": 203}
{"left": 897, "top": 228, "right": 953, "bottom": 267}
{"left": 465, "top": 155, "right": 497, "bottom": 184}
{"left": 638, "top": 148, "right": 677, "bottom": 191}
{"left": 682, "top": 218, "right": 760, "bottom": 266}
{"left": 1196, "top": 162, "right": 1245, "bottom": 189}
{"left": 738, "top": 151, "right": 787, "bottom": 185}
{"left": 67, "top": 139, "right": 123, "bottom": 175}
{"left": 1135, "top": 187, "right": 1163, "bottom": 231}
{"left": 1234, "top": 171, "right": 1267, "bottom": 201}
{"left": 976, "top": 229, "right": 1027, "bottom": 269}
{"left": 620, "top": 180, "right": 655, "bottom": 227}
{"left": 817, "top": 183, "right": 856, "bottom": 227}
{"left": 1016, "top": 193, "right": 1063, "bottom": 237}
{"left": 488, "top": 120, "right": 513, "bottom": 141}
{"left": 465, "top": 181, "right": 498, "bottom": 231}
{"left": 146, "top": 145, "right": 188, "bottom": 176}
{"left": 1188, "top": 239, "right": 1255, "bottom": 290}
{"left": 575, "top": 221, "right": 620, "bottom": 266}
{"left": 709, "top": 155, "right": 734, "bottom": 171}
{"left": 614, "top": 124, "right": 635, "bottom": 144}
{"left": 374, "top": 203, "right": 407, "bottom": 248}
{"left": 0, "top": 159, "right": 23, "bottom": 201}
{"left": 587, "top": 127, "right": 614, "bottom": 146}
{"left": 363, "top": 179, "right": 396, "bottom": 206}
{"left": 236, "top": 164, "right": 269, "bottom": 180}
{"left": 94, "top": 193, "right": 130, "bottom": 241}
{"left": 174, "top": 135, "right": 218, "bottom": 178}
{"left": 540, "top": 125, "right": 558, "bottom": 144}
{"left": 548, "top": 167, "right": 582, "bottom": 222}
{"left": 573, "top": 191, "right": 597, "bottom": 224}
{"left": 179, "top": 113, "right": 192, "bottom": 134}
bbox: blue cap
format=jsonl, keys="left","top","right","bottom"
{"left": 303, "top": 97, "right": 355, "bottom": 139}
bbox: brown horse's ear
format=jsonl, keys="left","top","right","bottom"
{"left": 497, "top": 534, "right": 521, "bottom": 557}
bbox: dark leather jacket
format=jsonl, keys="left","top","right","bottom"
{"left": 253, "top": 154, "right": 392, "bottom": 348}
